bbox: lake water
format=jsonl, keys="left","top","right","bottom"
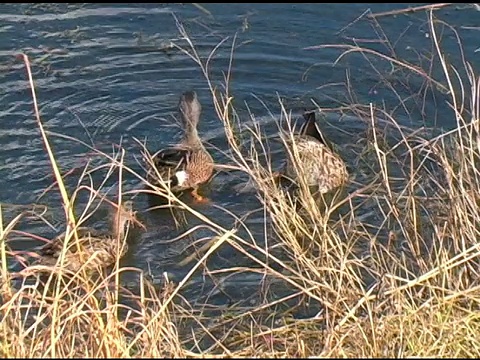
{"left": 1, "top": 3, "right": 478, "bottom": 307}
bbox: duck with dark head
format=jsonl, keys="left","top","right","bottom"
{"left": 278, "top": 109, "right": 349, "bottom": 194}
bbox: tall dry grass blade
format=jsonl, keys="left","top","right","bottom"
{"left": 19, "top": 53, "right": 81, "bottom": 357}
{"left": 19, "top": 54, "right": 77, "bottom": 238}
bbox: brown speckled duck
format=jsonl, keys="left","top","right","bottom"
{"left": 33, "top": 200, "right": 139, "bottom": 273}
{"left": 147, "top": 90, "right": 214, "bottom": 202}
{"left": 279, "top": 110, "right": 349, "bottom": 193}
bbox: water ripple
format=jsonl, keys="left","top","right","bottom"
{"left": 0, "top": 6, "right": 172, "bottom": 23}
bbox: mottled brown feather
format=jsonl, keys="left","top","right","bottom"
{"left": 147, "top": 90, "right": 214, "bottom": 192}
{"left": 34, "top": 201, "right": 135, "bottom": 273}
{"left": 282, "top": 111, "right": 349, "bottom": 193}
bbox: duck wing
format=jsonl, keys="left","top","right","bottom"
{"left": 301, "top": 111, "right": 323, "bottom": 143}
{"left": 39, "top": 227, "right": 104, "bottom": 258}
{"left": 148, "top": 146, "right": 197, "bottom": 188}
{"left": 301, "top": 110, "right": 333, "bottom": 150}
{"left": 152, "top": 146, "right": 192, "bottom": 170}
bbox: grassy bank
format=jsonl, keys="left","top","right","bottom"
{"left": 2, "top": 10, "right": 480, "bottom": 358}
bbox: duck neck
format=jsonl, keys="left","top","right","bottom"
{"left": 183, "top": 125, "right": 202, "bottom": 147}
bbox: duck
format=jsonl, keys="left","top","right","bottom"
{"left": 146, "top": 90, "right": 214, "bottom": 202}
{"left": 277, "top": 110, "right": 349, "bottom": 194}
{"left": 33, "top": 200, "right": 140, "bottom": 274}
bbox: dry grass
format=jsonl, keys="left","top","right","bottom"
{"left": 2, "top": 9, "right": 480, "bottom": 358}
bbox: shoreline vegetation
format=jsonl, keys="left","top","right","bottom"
{"left": 2, "top": 6, "right": 480, "bottom": 358}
